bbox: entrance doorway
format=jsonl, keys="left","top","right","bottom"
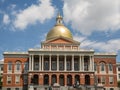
{"left": 85, "top": 75, "right": 90, "bottom": 85}
{"left": 44, "top": 74, "right": 49, "bottom": 85}
{"left": 59, "top": 75, "right": 64, "bottom": 86}
{"left": 67, "top": 75, "right": 72, "bottom": 86}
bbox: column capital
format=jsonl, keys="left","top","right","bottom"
{"left": 89, "top": 55, "right": 94, "bottom": 57}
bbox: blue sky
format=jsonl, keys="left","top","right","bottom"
{"left": 0, "top": 0, "right": 120, "bottom": 61}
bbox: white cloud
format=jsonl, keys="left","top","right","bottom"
{"left": 63, "top": 0, "right": 120, "bottom": 35}
{"left": 14, "top": 0, "right": 56, "bottom": 30}
{"left": 74, "top": 35, "right": 120, "bottom": 52}
{"left": 0, "top": 59, "right": 4, "bottom": 61}
{"left": 3, "top": 14, "right": 10, "bottom": 25}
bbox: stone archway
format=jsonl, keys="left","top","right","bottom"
{"left": 32, "top": 74, "right": 39, "bottom": 85}
{"left": 85, "top": 75, "right": 90, "bottom": 85}
{"left": 51, "top": 74, "right": 57, "bottom": 85}
{"left": 75, "top": 75, "right": 80, "bottom": 84}
{"left": 44, "top": 74, "right": 49, "bottom": 85}
{"left": 67, "top": 75, "right": 72, "bottom": 86}
{"left": 59, "top": 75, "right": 64, "bottom": 86}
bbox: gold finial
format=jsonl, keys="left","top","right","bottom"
{"left": 56, "top": 12, "right": 63, "bottom": 25}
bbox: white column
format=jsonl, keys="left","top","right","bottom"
{"left": 89, "top": 56, "right": 92, "bottom": 71}
{"left": 42, "top": 55, "right": 44, "bottom": 71}
{"left": 79, "top": 55, "right": 81, "bottom": 71}
{"left": 72, "top": 55, "right": 74, "bottom": 71}
{"left": 92, "top": 56, "right": 94, "bottom": 71}
{"left": 57, "top": 55, "right": 59, "bottom": 71}
{"left": 49, "top": 55, "right": 51, "bottom": 71}
{"left": 29, "top": 55, "right": 31, "bottom": 71}
{"left": 64, "top": 55, "right": 66, "bottom": 71}
{"left": 82, "top": 56, "right": 84, "bottom": 71}
{"left": 32, "top": 55, "right": 34, "bottom": 71}
{"left": 39, "top": 55, "right": 41, "bottom": 71}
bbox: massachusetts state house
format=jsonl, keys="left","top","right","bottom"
{"left": 2, "top": 13, "right": 117, "bottom": 90}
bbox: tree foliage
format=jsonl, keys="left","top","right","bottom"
{"left": 118, "top": 81, "right": 120, "bottom": 88}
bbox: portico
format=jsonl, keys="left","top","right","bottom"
{"left": 28, "top": 53, "right": 94, "bottom": 72}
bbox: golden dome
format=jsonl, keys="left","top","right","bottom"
{"left": 46, "top": 13, "right": 73, "bottom": 40}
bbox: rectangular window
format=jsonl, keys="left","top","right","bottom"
{"left": 23, "top": 75, "right": 28, "bottom": 84}
{"left": 109, "top": 76, "right": 114, "bottom": 84}
{"left": 94, "top": 63, "right": 97, "bottom": 71}
{"left": 67, "top": 60, "right": 71, "bottom": 70}
{"left": 15, "top": 75, "right": 20, "bottom": 84}
{"left": 7, "top": 88, "right": 11, "bottom": 90}
{"left": 0, "top": 64, "right": 3, "bottom": 71}
{"left": 51, "top": 61, "right": 57, "bottom": 70}
{"left": 74, "top": 60, "right": 79, "bottom": 71}
{"left": 119, "top": 74, "right": 120, "bottom": 79}
{"left": 109, "top": 64, "right": 113, "bottom": 71}
{"left": 118, "top": 67, "right": 120, "bottom": 71}
{"left": 59, "top": 60, "right": 64, "bottom": 70}
{"left": 24, "top": 62, "right": 28, "bottom": 72}
{"left": 84, "top": 63, "right": 88, "bottom": 71}
{"left": 8, "top": 62, "right": 12, "bottom": 72}
{"left": 34, "top": 62, "right": 39, "bottom": 70}
{"left": 7, "top": 76, "right": 12, "bottom": 84}
{"left": 44, "top": 60, "right": 49, "bottom": 70}
{"left": 15, "top": 88, "right": 19, "bottom": 90}
{"left": 101, "top": 76, "right": 105, "bottom": 84}
{"left": 110, "top": 88, "right": 114, "bottom": 90}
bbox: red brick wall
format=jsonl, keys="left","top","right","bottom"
{"left": 3, "top": 57, "right": 28, "bottom": 87}
{"left": 94, "top": 57, "right": 117, "bottom": 87}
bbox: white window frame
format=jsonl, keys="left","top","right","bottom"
{"left": 119, "top": 74, "right": 120, "bottom": 79}
{"left": 15, "top": 61, "right": 21, "bottom": 73}
{"left": 24, "top": 62, "right": 28, "bottom": 73}
{"left": 109, "top": 76, "right": 114, "bottom": 84}
{"left": 101, "top": 76, "right": 105, "bottom": 84}
{"left": 100, "top": 62, "right": 106, "bottom": 73}
{"left": 108, "top": 63, "right": 113, "bottom": 73}
{"left": 7, "top": 75, "right": 12, "bottom": 84}
{"left": 7, "top": 62, "right": 12, "bottom": 73}
{"left": 23, "top": 75, "right": 28, "bottom": 84}
{"left": 15, "top": 75, "right": 20, "bottom": 84}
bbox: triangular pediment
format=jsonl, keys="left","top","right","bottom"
{"left": 49, "top": 38, "right": 73, "bottom": 44}
{"left": 42, "top": 36, "right": 80, "bottom": 45}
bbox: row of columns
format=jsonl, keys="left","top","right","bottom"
{"left": 29, "top": 55, "right": 94, "bottom": 71}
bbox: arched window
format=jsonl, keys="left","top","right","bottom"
{"left": 15, "top": 61, "right": 21, "bottom": 71}
{"left": 100, "top": 62, "right": 106, "bottom": 72}
{"left": 108, "top": 63, "right": 113, "bottom": 71}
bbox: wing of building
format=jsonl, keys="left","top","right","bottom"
{"left": 2, "top": 13, "right": 117, "bottom": 90}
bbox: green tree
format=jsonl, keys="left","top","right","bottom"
{"left": 0, "top": 76, "right": 2, "bottom": 89}
{"left": 118, "top": 81, "right": 120, "bottom": 88}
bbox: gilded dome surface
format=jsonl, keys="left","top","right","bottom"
{"left": 46, "top": 13, "right": 73, "bottom": 40}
